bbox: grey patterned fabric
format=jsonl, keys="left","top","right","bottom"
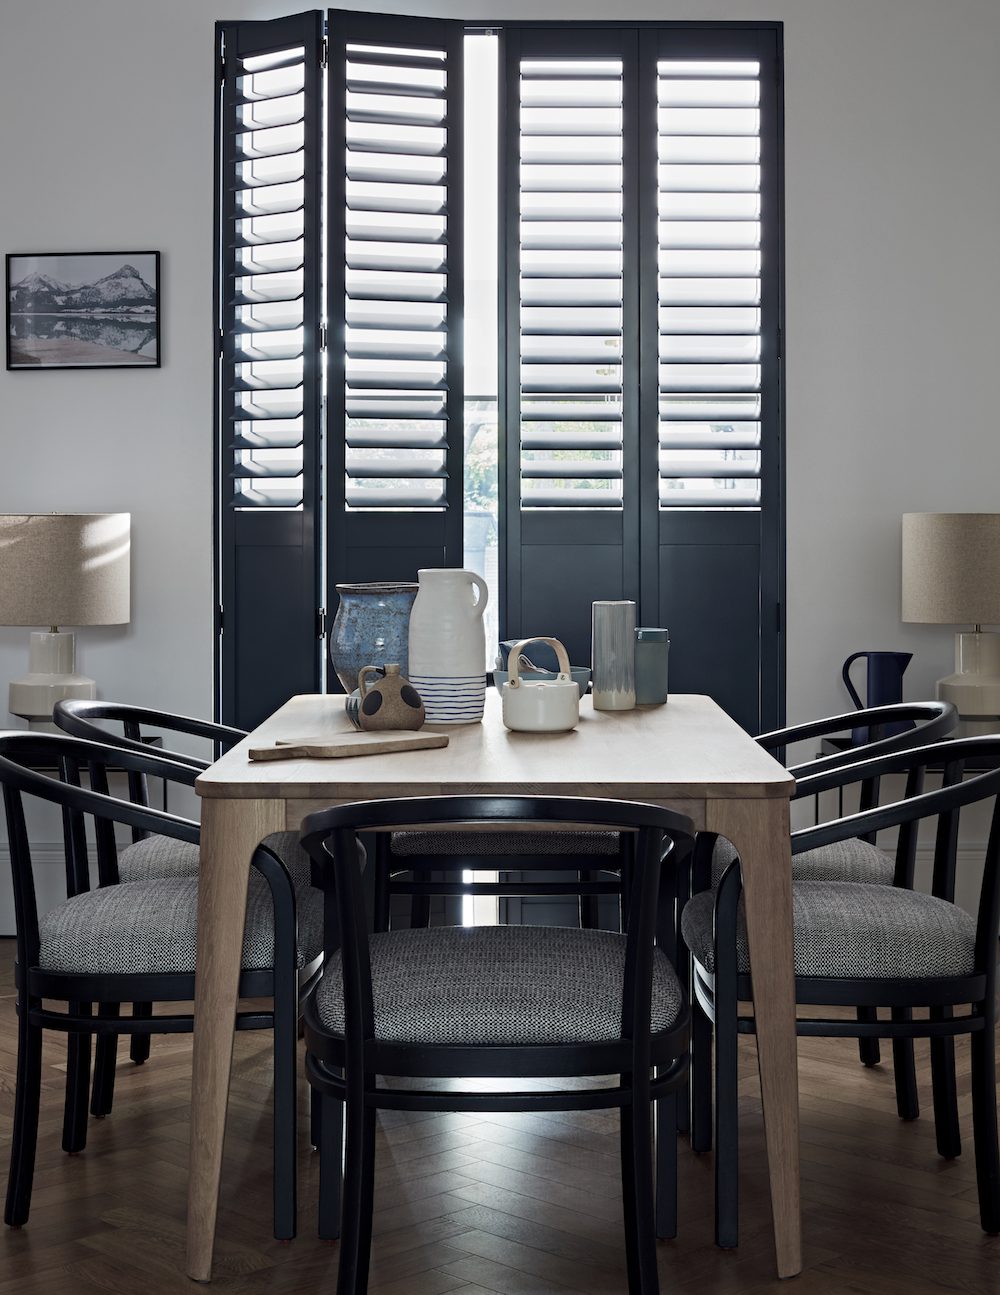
{"left": 117, "top": 835, "right": 200, "bottom": 881}
{"left": 390, "top": 829, "right": 621, "bottom": 858}
{"left": 315, "top": 925, "right": 682, "bottom": 1045}
{"left": 117, "top": 830, "right": 312, "bottom": 886}
{"left": 710, "top": 836, "right": 895, "bottom": 887}
{"left": 38, "top": 870, "right": 323, "bottom": 975}
{"left": 681, "top": 882, "right": 976, "bottom": 979}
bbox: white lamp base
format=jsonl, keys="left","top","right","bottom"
{"left": 8, "top": 631, "right": 96, "bottom": 731}
{"left": 936, "top": 631, "right": 1000, "bottom": 737}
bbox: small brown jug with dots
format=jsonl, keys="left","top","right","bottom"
{"left": 357, "top": 663, "right": 425, "bottom": 731}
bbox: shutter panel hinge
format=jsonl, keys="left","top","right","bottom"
{"left": 216, "top": 605, "right": 224, "bottom": 636}
{"left": 776, "top": 326, "right": 782, "bottom": 360}
{"left": 320, "top": 36, "right": 328, "bottom": 69}
{"left": 219, "top": 54, "right": 227, "bottom": 85}
{"left": 316, "top": 607, "right": 327, "bottom": 639}
{"left": 319, "top": 323, "right": 328, "bottom": 350}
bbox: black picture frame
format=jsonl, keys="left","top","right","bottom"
{"left": 6, "top": 250, "right": 161, "bottom": 370}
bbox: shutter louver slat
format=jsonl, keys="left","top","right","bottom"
{"left": 235, "top": 132, "right": 306, "bottom": 163}
{"left": 346, "top": 425, "right": 447, "bottom": 449}
{"left": 241, "top": 47, "right": 305, "bottom": 74}
{"left": 657, "top": 59, "right": 763, "bottom": 510}
{"left": 346, "top": 396, "right": 445, "bottom": 419}
{"left": 232, "top": 428, "right": 304, "bottom": 450}
{"left": 338, "top": 35, "right": 458, "bottom": 512}
{"left": 522, "top": 429, "right": 623, "bottom": 451}
{"left": 659, "top": 422, "right": 760, "bottom": 451}
{"left": 347, "top": 98, "right": 446, "bottom": 128}
{"left": 518, "top": 57, "right": 625, "bottom": 509}
{"left": 225, "top": 37, "right": 314, "bottom": 510}
{"left": 522, "top": 402, "right": 622, "bottom": 422}
{"left": 344, "top": 46, "right": 446, "bottom": 70}
{"left": 347, "top": 180, "right": 446, "bottom": 215}
{"left": 345, "top": 270, "right": 446, "bottom": 302}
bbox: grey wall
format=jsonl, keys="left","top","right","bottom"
{"left": 2, "top": 0, "right": 999, "bottom": 919}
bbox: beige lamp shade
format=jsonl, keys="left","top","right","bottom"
{"left": 0, "top": 513, "right": 130, "bottom": 627}
{"left": 901, "top": 513, "right": 1000, "bottom": 626}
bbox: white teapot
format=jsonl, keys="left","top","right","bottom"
{"left": 501, "top": 637, "right": 580, "bottom": 733}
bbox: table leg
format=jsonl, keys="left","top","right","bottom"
{"left": 186, "top": 797, "right": 285, "bottom": 1282}
{"left": 706, "top": 795, "right": 801, "bottom": 1279}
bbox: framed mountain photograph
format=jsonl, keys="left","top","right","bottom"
{"left": 6, "top": 251, "right": 160, "bottom": 369}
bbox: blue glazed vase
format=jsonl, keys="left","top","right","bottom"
{"left": 329, "top": 582, "right": 418, "bottom": 694}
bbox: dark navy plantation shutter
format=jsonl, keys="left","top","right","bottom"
{"left": 502, "top": 27, "right": 640, "bottom": 666}
{"left": 215, "top": 16, "right": 782, "bottom": 734}
{"left": 640, "top": 26, "right": 783, "bottom": 733}
{"left": 326, "top": 10, "right": 464, "bottom": 616}
{"left": 502, "top": 23, "right": 783, "bottom": 733}
{"left": 216, "top": 12, "right": 325, "bottom": 728}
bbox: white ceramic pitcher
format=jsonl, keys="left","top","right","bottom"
{"left": 408, "top": 568, "right": 489, "bottom": 724}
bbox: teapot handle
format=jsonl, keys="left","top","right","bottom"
{"left": 507, "top": 636, "right": 571, "bottom": 688}
{"left": 469, "top": 572, "right": 489, "bottom": 617}
{"left": 841, "top": 652, "right": 867, "bottom": 710}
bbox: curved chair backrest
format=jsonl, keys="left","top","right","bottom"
{"left": 52, "top": 697, "right": 244, "bottom": 835}
{"left": 53, "top": 699, "right": 246, "bottom": 772}
{"left": 756, "top": 700, "right": 957, "bottom": 781}
{"left": 0, "top": 731, "right": 202, "bottom": 974}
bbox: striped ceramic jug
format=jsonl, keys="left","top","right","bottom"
{"left": 407, "top": 569, "right": 489, "bottom": 724}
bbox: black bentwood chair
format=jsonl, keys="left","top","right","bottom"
{"left": 683, "top": 735, "right": 1000, "bottom": 1248}
{"left": 670, "top": 701, "right": 957, "bottom": 1138}
{"left": 300, "top": 795, "right": 694, "bottom": 1295}
{"left": 53, "top": 699, "right": 312, "bottom": 1067}
{"left": 689, "top": 704, "right": 953, "bottom": 1098}
{"left": 0, "top": 731, "right": 322, "bottom": 1239}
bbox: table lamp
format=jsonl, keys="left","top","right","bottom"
{"left": 901, "top": 512, "right": 1000, "bottom": 736}
{"left": 0, "top": 513, "right": 131, "bottom": 729}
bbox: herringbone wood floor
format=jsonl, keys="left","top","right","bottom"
{"left": 0, "top": 939, "right": 997, "bottom": 1294}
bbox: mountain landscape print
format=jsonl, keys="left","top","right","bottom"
{"left": 6, "top": 251, "right": 159, "bottom": 368}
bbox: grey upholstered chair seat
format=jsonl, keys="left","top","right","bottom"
{"left": 39, "top": 872, "right": 323, "bottom": 976}
{"left": 117, "top": 829, "right": 312, "bottom": 885}
{"left": 316, "top": 925, "right": 682, "bottom": 1045}
{"left": 390, "top": 829, "right": 621, "bottom": 858}
{"left": 682, "top": 881, "right": 976, "bottom": 979}
{"left": 710, "top": 835, "right": 895, "bottom": 887}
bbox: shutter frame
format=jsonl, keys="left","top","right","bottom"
{"left": 326, "top": 9, "right": 464, "bottom": 640}
{"left": 502, "top": 21, "right": 783, "bottom": 731}
{"left": 216, "top": 11, "right": 325, "bottom": 728}
{"left": 502, "top": 26, "right": 640, "bottom": 666}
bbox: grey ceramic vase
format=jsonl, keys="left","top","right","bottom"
{"left": 591, "top": 600, "right": 636, "bottom": 711}
{"left": 329, "top": 582, "right": 418, "bottom": 693}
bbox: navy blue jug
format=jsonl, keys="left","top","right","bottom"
{"left": 841, "top": 651, "right": 913, "bottom": 744}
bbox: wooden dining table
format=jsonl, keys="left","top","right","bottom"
{"left": 186, "top": 691, "right": 800, "bottom": 1281}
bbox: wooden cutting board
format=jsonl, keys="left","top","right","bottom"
{"left": 248, "top": 731, "right": 449, "bottom": 762}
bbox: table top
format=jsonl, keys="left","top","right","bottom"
{"left": 196, "top": 692, "right": 795, "bottom": 802}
